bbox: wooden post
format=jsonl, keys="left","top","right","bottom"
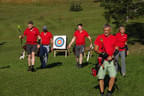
{"left": 53, "top": 49, "right": 68, "bottom": 58}
{"left": 54, "top": 50, "right": 56, "bottom": 57}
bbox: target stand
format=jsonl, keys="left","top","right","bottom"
{"left": 53, "top": 35, "right": 68, "bottom": 58}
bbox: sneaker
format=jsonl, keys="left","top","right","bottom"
{"left": 106, "top": 91, "right": 112, "bottom": 96}
{"left": 122, "top": 73, "right": 126, "bottom": 77}
{"left": 76, "top": 63, "right": 79, "bottom": 67}
{"left": 40, "top": 65, "right": 46, "bottom": 69}
{"left": 28, "top": 66, "right": 31, "bottom": 71}
{"left": 31, "top": 66, "right": 36, "bottom": 72}
{"left": 100, "top": 93, "right": 104, "bottom": 96}
{"left": 78, "top": 64, "right": 82, "bottom": 68}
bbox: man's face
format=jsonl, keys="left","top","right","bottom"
{"left": 119, "top": 27, "right": 125, "bottom": 34}
{"left": 78, "top": 25, "right": 83, "bottom": 30}
{"left": 28, "top": 24, "right": 33, "bottom": 29}
{"left": 104, "top": 27, "right": 111, "bottom": 36}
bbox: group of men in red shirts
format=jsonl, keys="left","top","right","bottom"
{"left": 19, "top": 21, "right": 128, "bottom": 96}
{"left": 69, "top": 24, "right": 128, "bottom": 96}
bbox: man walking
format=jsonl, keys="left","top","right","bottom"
{"left": 19, "top": 21, "right": 40, "bottom": 72}
{"left": 115, "top": 26, "right": 128, "bottom": 77}
{"left": 68, "top": 24, "right": 92, "bottom": 68}
{"left": 39, "top": 26, "right": 53, "bottom": 68}
{"left": 94, "top": 24, "right": 118, "bottom": 96}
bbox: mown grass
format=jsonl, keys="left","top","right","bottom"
{"left": 0, "top": 1, "right": 144, "bottom": 96}
{"left": 0, "top": 0, "right": 68, "bottom": 4}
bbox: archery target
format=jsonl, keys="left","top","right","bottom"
{"left": 53, "top": 35, "right": 66, "bottom": 49}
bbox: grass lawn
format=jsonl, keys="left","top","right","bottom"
{"left": 0, "top": 1, "right": 144, "bottom": 96}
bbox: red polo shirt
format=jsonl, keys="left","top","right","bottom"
{"left": 24, "top": 27, "right": 40, "bottom": 45}
{"left": 94, "top": 34, "right": 117, "bottom": 56}
{"left": 116, "top": 32, "right": 127, "bottom": 51}
{"left": 40, "top": 32, "right": 53, "bottom": 45}
{"left": 94, "top": 35, "right": 104, "bottom": 52}
{"left": 74, "top": 30, "right": 89, "bottom": 45}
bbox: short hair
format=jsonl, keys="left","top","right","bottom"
{"left": 119, "top": 25, "right": 125, "bottom": 31}
{"left": 119, "top": 25, "right": 125, "bottom": 28}
{"left": 28, "top": 21, "right": 34, "bottom": 25}
{"left": 77, "top": 23, "right": 83, "bottom": 27}
{"left": 104, "top": 24, "right": 111, "bottom": 29}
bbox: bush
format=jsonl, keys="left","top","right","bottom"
{"left": 70, "top": 1, "right": 83, "bottom": 12}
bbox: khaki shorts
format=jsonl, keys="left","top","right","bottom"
{"left": 98, "top": 60, "right": 117, "bottom": 79}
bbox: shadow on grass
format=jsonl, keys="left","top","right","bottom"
{"left": 0, "top": 65, "right": 10, "bottom": 69}
{"left": 94, "top": 75, "right": 119, "bottom": 94}
{"left": 82, "top": 62, "right": 92, "bottom": 68}
{"left": 37, "top": 62, "right": 63, "bottom": 70}
{"left": 56, "top": 51, "right": 67, "bottom": 57}
{"left": 126, "top": 22, "right": 144, "bottom": 45}
{"left": 0, "top": 42, "right": 7, "bottom": 46}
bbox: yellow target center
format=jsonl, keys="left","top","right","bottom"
{"left": 58, "top": 40, "right": 61, "bottom": 44}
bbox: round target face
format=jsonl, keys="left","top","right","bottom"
{"left": 55, "top": 37, "right": 64, "bottom": 47}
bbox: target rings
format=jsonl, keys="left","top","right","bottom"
{"left": 55, "top": 37, "right": 64, "bottom": 47}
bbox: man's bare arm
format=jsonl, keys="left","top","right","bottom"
{"left": 88, "top": 36, "right": 93, "bottom": 48}
{"left": 68, "top": 36, "right": 76, "bottom": 49}
{"left": 94, "top": 45, "right": 101, "bottom": 54}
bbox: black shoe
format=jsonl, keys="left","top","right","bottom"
{"left": 100, "top": 93, "right": 104, "bottom": 96}
{"left": 28, "top": 66, "right": 31, "bottom": 71}
{"left": 40, "top": 66, "right": 46, "bottom": 69}
{"left": 31, "top": 66, "right": 36, "bottom": 72}
{"left": 76, "top": 63, "right": 79, "bottom": 67}
{"left": 106, "top": 91, "right": 112, "bottom": 96}
{"left": 78, "top": 64, "right": 82, "bottom": 68}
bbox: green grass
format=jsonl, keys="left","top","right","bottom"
{"left": 0, "top": 1, "right": 144, "bottom": 96}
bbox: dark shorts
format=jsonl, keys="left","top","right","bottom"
{"left": 75, "top": 45, "right": 85, "bottom": 57}
{"left": 26, "top": 44, "right": 37, "bottom": 55}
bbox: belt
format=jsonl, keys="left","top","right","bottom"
{"left": 119, "top": 47, "right": 126, "bottom": 49}
{"left": 42, "top": 44, "right": 49, "bottom": 46}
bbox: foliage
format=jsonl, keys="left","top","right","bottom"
{"left": 70, "top": 1, "right": 83, "bottom": 12}
{"left": 100, "top": 0, "right": 144, "bottom": 27}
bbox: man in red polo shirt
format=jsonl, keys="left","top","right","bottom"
{"left": 94, "top": 24, "right": 118, "bottom": 96}
{"left": 68, "top": 24, "right": 92, "bottom": 68}
{"left": 39, "top": 26, "right": 53, "bottom": 68}
{"left": 115, "top": 26, "right": 128, "bottom": 77}
{"left": 19, "top": 21, "right": 40, "bottom": 72}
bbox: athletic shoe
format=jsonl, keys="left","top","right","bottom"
{"left": 76, "top": 63, "right": 79, "bottom": 67}
{"left": 31, "top": 66, "right": 36, "bottom": 72}
{"left": 100, "top": 93, "right": 104, "bottom": 96}
{"left": 122, "top": 73, "right": 126, "bottom": 77}
{"left": 28, "top": 66, "right": 31, "bottom": 71}
{"left": 78, "top": 64, "right": 82, "bottom": 68}
{"left": 106, "top": 92, "right": 112, "bottom": 96}
{"left": 40, "top": 66, "right": 46, "bottom": 69}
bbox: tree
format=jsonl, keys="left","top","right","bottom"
{"left": 100, "top": 0, "right": 144, "bottom": 28}
{"left": 70, "top": 1, "right": 83, "bottom": 12}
